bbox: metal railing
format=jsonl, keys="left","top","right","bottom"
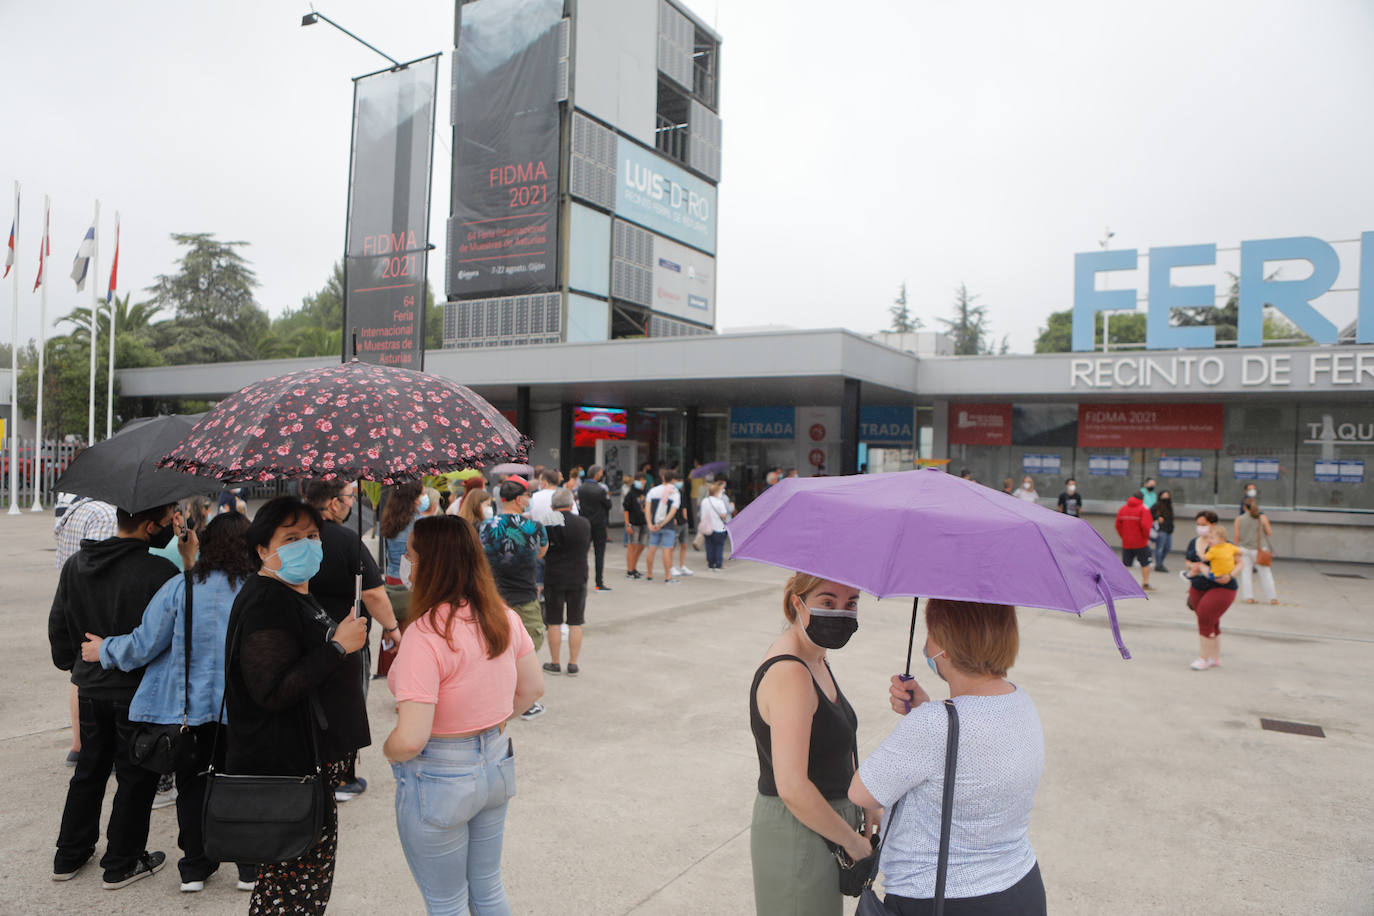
{"left": 655, "top": 114, "right": 688, "bottom": 164}
{"left": 0, "top": 439, "right": 82, "bottom": 508}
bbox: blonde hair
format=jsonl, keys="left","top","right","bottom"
{"left": 925, "top": 599, "right": 1019, "bottom": 678}
{"left": 782, "top": 573, "right": 827, "bottom": 622}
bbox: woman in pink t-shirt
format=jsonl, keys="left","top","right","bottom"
{"left": 383, "top": 516, "right": 544, "bottom": 915}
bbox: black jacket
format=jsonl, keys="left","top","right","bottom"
{"left": 48, "top": 537, "right": 179, "bottom": 699}
{"left": 577, "top": 480, "right": 612, "bottom": 528}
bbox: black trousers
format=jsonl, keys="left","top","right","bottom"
{"left": 175, "top": 723, "right": 256, "bottom": 884}
{"left": 55, "top": 695, "right": 160, "bottom": 876}
{"left": 884, "top": 862, "right": 1046, "bottom": 916}
{"left": 589, "top": 522, "right": 608, "bottom": 587}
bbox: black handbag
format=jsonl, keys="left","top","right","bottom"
{"left": 201, "top": 619, "right": 327, "bottom": 866}
{"left": 856, "top": 699, "right": 960, "bottom": 916}
{"left": 130, "top": 572, "right": 196, "bottom": 775}
{"left": 829, "top": 729, "right": 881, "bottom": 896}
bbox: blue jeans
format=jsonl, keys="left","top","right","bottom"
{"left": 705, "top": 531, "right": 728, "bottom": 568}
{"left": 1154, "top": 531, "right": 1173, "bottom": 569}
{"left": 393, "top": 729, "right": 516, "bottom": 915}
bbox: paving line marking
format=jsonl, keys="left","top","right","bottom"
{"left": 622, "top": 822, "right": 751, "bottom": 915}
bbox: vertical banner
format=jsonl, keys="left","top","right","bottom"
{"left": 948, "top": 403, "right": 1013, "bottom": 446}
{"left": 448, "top": 0, "right": 563, "bottom": 298}
{"left": 344, "top": 54, "right": 439, "bottom": 369}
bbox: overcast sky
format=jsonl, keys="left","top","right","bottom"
{"left": 3, "top": 0, "right": 1371, "bottom": 354}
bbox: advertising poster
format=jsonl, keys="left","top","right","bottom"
{"left": 949, "top": 403, "right": 1012, "bottom": 446}
{"left": 651, "top": 234, "right": 715, "bottom": 325}
{"left": 1077, "top": 403, "right": 1224, "bottom": 449}
{"left": 1315, "top": 460, "right": 1365, "bottom": 484}
{"left": 1233, "top": 458, "right": 1280, "bottom": 480}
{"left": 1159, "top": 456, "right": 1203, "bottom": 479}
{"left": 1022, "top": 454, "right": 1062, "bottom": 475}
{"left": 729, "top": 407, "right": 795, "bottom": 440}
{"left": 448, "top": 0, "right": 562, "bottom": 298}
{"left": 616, "top": 137, "right": 717, "bottom": 254}
{"left": 1089, "top": 455, "right": 1131, "bottom": 477}
{"left": 343, "top": 55, "right": 439, "bottom": 369}
{"left": 573, "top": 406, "right": 627, "bottom": 448}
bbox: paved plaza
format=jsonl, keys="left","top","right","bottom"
{"left": 1, "top": 509, "right": 1371, "bottom": 915}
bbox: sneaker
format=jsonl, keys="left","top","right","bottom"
{"left": 52, "top": 859, "right": 88, "bottom": 882}
{"left": 180, "top": 880, "right": 205, "bottom": 893}
{"left": 102, "top": 851, "right": 166, "bottom": 889}
{"left": 520, "top": 702, "right": 546, "bottom": 720}
{"left": 542, "top": 662, "right": 562, "bottom": 674}
{"left": 625, "top": 570, "right": 640, "bottom": 579}
{"left": 152, "top": 781, "right": 178, "bottom": 810}
{"left": 1208, "top": 657, "right": 1222, "bottom": 668}
{"left": 679, "top": 565, "right": 694, "bottom": 576}
{"left": 666, "top": 578, "right": 680, "bottom": 585}
{"left": 595, "top": 584, "right": 612, "bottom": 591}
{"left": 236, "top": 879, "right": 257, "bottom": 892}
{"left": 1179, "top": 570, "right": 1191, "bottom": 583}
{"left": 645, "top": 576, "right": 654, "bottom": 582}
{"left": 1141, "top": 583, "right": 1154, "bottom": 591}
{"left": 334, "top": 777, "right": 368, "bottom": 802}
{"left": 1156, "top": 566, "right": 1169, "bottom": 573}
{"left": 64, "top": 750, "right": 79, "bottom": 767}
{"left": 566, "top": 663, "right": 580, "bottom": 676}
{"left": 1189, "top": 657, "right": 1210, "bottom": 671}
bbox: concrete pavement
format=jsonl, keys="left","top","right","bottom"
{"left": 2, "top": 511, "right": 1372, "bottom": 914}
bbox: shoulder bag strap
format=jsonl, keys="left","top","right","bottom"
{"left": 182, "top": 571, "right": 194, "bottom": 727}
{"left": 934, "top": 698, "right": 960, "bottom": 916}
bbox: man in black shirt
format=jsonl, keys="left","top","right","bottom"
{"left": 622, "top": 472, "right": 648, "bottom": 579}
{"left": 542, "top": 488, "right": 592, "bottom": 675}
{"left": 1057, "top": 478, "right": 1083, "bottom": 517}
{"left": 48, "top": 503, "right": 179, "bottom": 888}
{"left": 576, "top": 464, "right": 612, "bottom": 591}
{"left": 305, "top": 479, "right": 400, "bottom": 801}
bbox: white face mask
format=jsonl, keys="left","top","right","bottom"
{"left": 482, "top": 504, "right": 495, "bottom": 520}
{"left": 1022, "top": 482, "right": 1033, "bottom": 490}
{"left": 1196, "top": 524, "right": 1210, "bottom": 538}
{"left": 1245, "top": 488, "right": 1257, "bottom": 497}
{"left": 1066, "top": 484, "right": 1076, "bottom": 494}
{"left": 399, "top": 556, "right": 415, "bottom": 590}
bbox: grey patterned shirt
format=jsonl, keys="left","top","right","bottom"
{"left": 858, "top": 688, "right": 1043, "bottom": 899}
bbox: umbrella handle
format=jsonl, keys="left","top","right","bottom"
{"left": 898, "top": 674, "right": 915, "bottom": 713}
{"left": 901, "top": 596, "right": 921, "bottom": 712}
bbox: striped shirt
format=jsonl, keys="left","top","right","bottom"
{"left": 54, "top": 499, "right": 119, "bottom": 570}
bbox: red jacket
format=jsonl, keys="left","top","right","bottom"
{"left": 1115, "top": 495, "right": 1154, "bottom": 549}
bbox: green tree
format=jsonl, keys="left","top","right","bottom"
{"left": 889, "top": 282, "right": 921, "bottom": 333}
{"left": 1034, "top": 308, "right": 1146, "bottom": 352}
{"left": 18, "top": 336, "right": 111, "bottom": 440}
{"left": 939, "top": 283, "right": 992, "bottom": 355}
{"left": 146, "top": 233, "right": 269, "bottom": 358}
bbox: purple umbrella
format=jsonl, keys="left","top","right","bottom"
{"left": 690, "top": 460, "right": 729, "bottom": 479}
{"left": 727, "top": 469, "right": 1143, "bottom": 665}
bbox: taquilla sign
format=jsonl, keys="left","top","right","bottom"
{"left": 1072, "top": 233, "right": 1372, "bottom": 351}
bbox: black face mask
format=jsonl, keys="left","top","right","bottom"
{"left": 148, "top": 523, "right": 175, "bottom": 549}
{"left": 1145, "top": 485, "right": 1155, "bottom": 492}
{"left": 804, "top": 608, "right": 859, "bottom": 649}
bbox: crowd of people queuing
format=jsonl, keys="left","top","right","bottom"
{"left": 45, "top": 455, "right": 738, "bottom": 913}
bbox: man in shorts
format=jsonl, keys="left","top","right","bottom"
{"left": 1114, "top": 489, "right": 1155, "bottom": 591}
{"left": 644, "top": 470, "right": 682, "bottom": 584}
{"left": 542, "top": 489, "right": 591, "bottom": 676}
{"left": 623, "top": 472, "right": 648, "bottom": 578}
{"left": 480, "top": 477, "right": 549, "bottom": 716}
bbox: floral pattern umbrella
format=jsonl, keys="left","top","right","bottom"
{"left": 158, "top": 360, "right": 528, "bottom": 483}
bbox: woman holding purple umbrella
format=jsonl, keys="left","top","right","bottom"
{"left": 749, "top": 573, "right": 877, "bottom": 916}
{"left": 849, "top": 599, "right": 1047, "bottom": 915}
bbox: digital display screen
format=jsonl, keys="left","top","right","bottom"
{"left": 574, "top": 406, "right": 627, "bottom": 447}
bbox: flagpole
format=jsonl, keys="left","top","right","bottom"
{"left": 105, "top": 212, "right": 117, "bottom": 440}
{"left": 87, "top": 200, "right": 99, "bottom": 444}
{"left": 32, "top": 195, "right": 48, "bottom": 512}
{"left": 7, "top": 181, "right": 18, "bottom": 515}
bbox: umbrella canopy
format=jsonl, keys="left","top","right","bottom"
{"left": 689, "top": 460, "right": 729, "bottom": 479}
{"left": 727, "top": 470, "right": 1144, "bottom": 658}
{"left": 490, "top": 463, "right": 533, "bottom": 477}
{"left": 158, "top": 360, "right": 527, "bottom": 483}
{"left": 54, "top": 414, "right": 222, "bottom": 513}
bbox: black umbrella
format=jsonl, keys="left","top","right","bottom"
{"left": 53, "top": 414, "right": 222, "bottom": 513}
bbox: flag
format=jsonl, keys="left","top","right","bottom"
{"left": 3, "top": 187, "right": 13, "bottom": 278}
{"left": 71, "top": 224, "right": 95, "bottom": 291}
{"left": 33, "top": 200, "right": 50, "bottom": 292}
{"left": 106, "top": 215, "right": 120, "bottom": 305}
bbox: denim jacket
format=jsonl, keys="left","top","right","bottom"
{"left": 98, "top": 570, "right": 245, "bottom": 725}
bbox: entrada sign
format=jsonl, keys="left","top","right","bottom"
{"left": 1073, "top": 233, "right": 1373, "bottom": 351}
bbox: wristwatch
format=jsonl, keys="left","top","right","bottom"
{"left": 328, "top": 639, "right": 347, "bottom": 656}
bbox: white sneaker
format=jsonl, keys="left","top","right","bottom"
{"left": 670, "top": 566, "right": 683, "bottom": 576}
{"left": 236, "top": 880, "right": 257, "bottom": 892}
{"left": 180, "top": 881, "right": 205, "bottom": 893}
{"left": 1189, "top": 657, "right": 1210, "bottom": 671}
{"left": 679, "top": 565, "right": 694, "bottom": 575}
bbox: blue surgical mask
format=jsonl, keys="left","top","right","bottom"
{"left": 267, "top": 538, "right": 323, "bottom": 585}
{"left": 925, "top": 647, "right": 946, "bottom": 679}
{"left": 418, "top": 494, "right": 431, "bottom": 513}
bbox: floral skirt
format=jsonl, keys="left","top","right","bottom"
{"left": 248, "top": 759, "right": 348, "bottom": 915}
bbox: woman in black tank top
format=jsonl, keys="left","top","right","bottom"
{"left": 749, "top": 573, "right": 875, "bottom": 916}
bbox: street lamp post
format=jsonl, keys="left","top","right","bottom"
{"left": 301, "top": 10, "right": 403, "bottom": 68}
{"left": 1100, "top": 227, "right": 1116, "bottom": 352}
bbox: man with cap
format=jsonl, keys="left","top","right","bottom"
{"left": 480, "top": 476, "right": 550, "bottom": 718}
